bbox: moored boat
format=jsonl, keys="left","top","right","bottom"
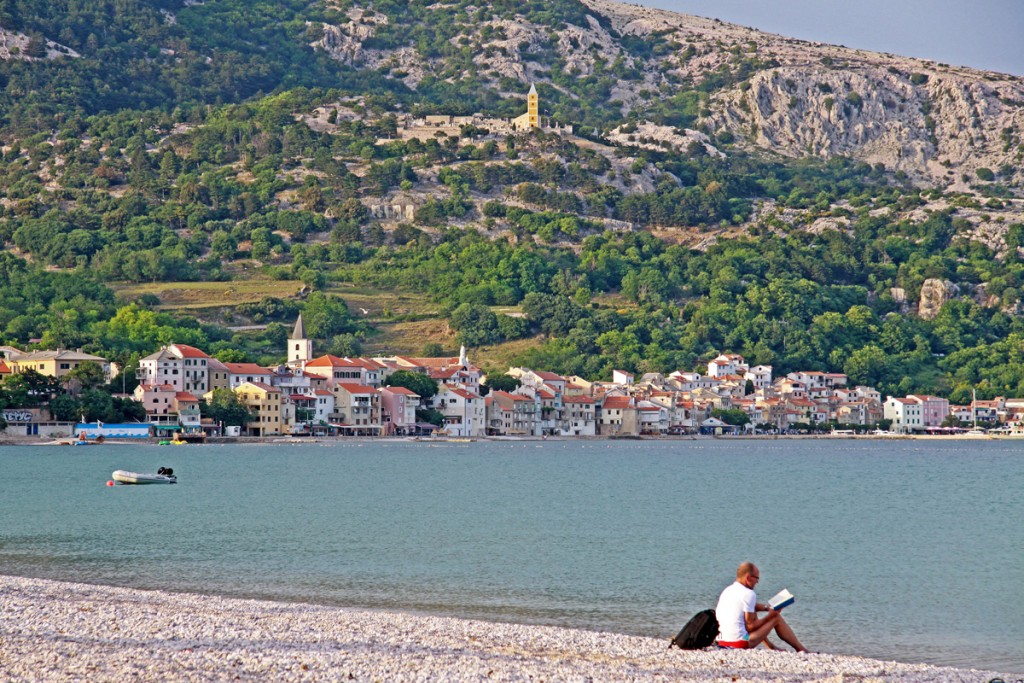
{"left": 111, "top": 467, "right": 177, "bottom": 485}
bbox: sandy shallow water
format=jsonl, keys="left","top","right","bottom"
{"left": 0, "top": 575, "right": 1013, "bottom": 682}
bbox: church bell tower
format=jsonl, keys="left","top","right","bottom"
{"left": 288, "top": 313, "right": 313, "bottom": 368}
{"left": 527, "top": 83, "right": 539, "bottom": 128}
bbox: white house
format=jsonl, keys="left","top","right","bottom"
{"left": 138, "top": 344, "right": 210, "bottom": 395}
{"left": 433, "top": 385, "right": 485, "bottom": 436}
{"left": 744, "top": 365, "right": 773, "bottom": 391}
{"left": 884, "top": 397, "right": 923, "bottom": 433}
{"left": 707, "top": 354, "right": 748, "bottom": 378}
{"left": 636, "top": 400, "right": 669, "bottom": 434}
{"left": 559, "top": 395, "right": 596, "bottom": 436}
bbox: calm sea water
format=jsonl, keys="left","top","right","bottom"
{"left": 1, "top": 438, "right": 1021, "bottom": 673}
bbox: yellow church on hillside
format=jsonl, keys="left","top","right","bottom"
{"left": 511, "top": 83, "right": 539, "bottom": 131}
{"left": 396, "top": 83, "right": 572, "bottom": 140}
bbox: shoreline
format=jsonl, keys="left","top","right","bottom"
{"left": 1, "top": 432, "right": 1017, "bottom": 446}
{"left": 0, "top": 575, "right": 1014, "bottom": 682}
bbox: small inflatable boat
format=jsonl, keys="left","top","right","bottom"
{"left": 111, "top": 467, "right": 177, "bottom": 485}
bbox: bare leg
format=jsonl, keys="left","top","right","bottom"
{"left": 771, "top": 615, "right": 807, "bottom": 652}
{"left": 748, "top": 613, "right": 807, "bottom": 652}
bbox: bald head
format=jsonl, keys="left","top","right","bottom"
{"left": 737, "top": 562, "right": 761, "bottom": 589}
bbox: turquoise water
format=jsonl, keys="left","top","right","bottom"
{"left": 1, "top": 439, "right": 1021, "bottom": 673}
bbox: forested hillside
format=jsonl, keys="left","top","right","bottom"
{"left": 1, "top": 0, "right": 1024, "bottom": 401}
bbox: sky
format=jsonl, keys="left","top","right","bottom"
{"left": 629, "top": 0, "right": 1024, "bottom": 76}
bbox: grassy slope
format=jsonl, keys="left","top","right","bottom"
{"left": 109, "top": 271, "right": 648, "bottom": 369}
{"left": 111, "top": 277, "right": 550, "bottom": 368}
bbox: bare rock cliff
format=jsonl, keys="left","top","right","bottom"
{"left": 583, "top": 0, "right": 1024, "bottom": 189}
{"left": 918, "top": 279, "right": 960, "bottom": 320}
{"left": 703, "top": 62, "right": 1024, "bottom": 188}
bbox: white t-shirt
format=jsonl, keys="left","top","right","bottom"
{"left": 715, "top": 581, "right": 756, "bottom": 642}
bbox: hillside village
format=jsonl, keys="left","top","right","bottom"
{"left": 0, "top": 315, "right": 1016, "bottom": 441}
{"left": 2, "top": 1, "right": 1024, "bottom": 441}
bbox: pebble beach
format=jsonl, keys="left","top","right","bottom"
{"left": 0, "top": 576, "right": 1013, "bottom": 682}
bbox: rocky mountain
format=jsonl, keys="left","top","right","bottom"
{"left": 3, "top": 0, "right": 1021, "bottom": 192}
{"left": 309, "top": 0, "right": 1023, "bottom": 190}
{"left": 595, "top": 1, "right": 1023, "bottom": 189}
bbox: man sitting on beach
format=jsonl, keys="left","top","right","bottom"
{"left": 715, "top": 562, "right": 807, "bottom": 652}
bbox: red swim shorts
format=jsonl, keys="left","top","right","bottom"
{"left": 716, "top": 640, "right": 751, "bottom": 649}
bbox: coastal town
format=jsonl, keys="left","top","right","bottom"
{"left": 0, "top": 314, "right": 1015, "bottom": 441}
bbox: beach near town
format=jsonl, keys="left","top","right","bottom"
{"left": 0, "top": 575, "right": 1012, "bottom": 682}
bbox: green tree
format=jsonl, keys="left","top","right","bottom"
{"left": 79, "top": 388, "right": 116, "bottom": 422}
{"left": 449, "top": 303, "right": 501, "bottom": 347}
{"left": 712, "top": 408, "right": 750, "bottom": 426}
{"left": 301, "top": 292, "right": 358, "bottom": 339}
{"left": 111, "top": 396, "right": 147, "bottom": 422}
{"left": 63, "top": 361, "right": 107, "bottom": 393}
{"left": 48, "top": 394, "right": 81, "bottom": 422}
{"left": 421, "top": 342, "right": 445, "bottom": 356}
{"left": 483, "top": 374, "right": 521, "bottom": 394}
{"left": 385, "top": 369, "right": 439, "bottom": 400}
{"left": 416, "top": 408, "right": 445, "bottom": 427}
{"left": 521, "top": 292, "right": 585, "bottom": 336}
{"left": 328, "top": 333, "right": 363, "bottom": 357}
{"left": 201, "top": 388, "right": 254, "bottom": 428}
{"left": 843, "top": 345, "right": 890, "bottom": 387}
{"left": 2, "top": 370, "right": 59, "bottom": 407}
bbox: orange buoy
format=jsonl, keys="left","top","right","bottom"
{"left": 106, "top": 480, "right": 115, "bottom": 487}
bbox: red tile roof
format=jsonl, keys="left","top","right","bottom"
{"left": 139, "top": 383, "right": 177, "bottom": 391}
{"left": 171, "top": 344, "right": 209, "bottom": 358}
{"left": 383, "top": 386, "right": 420, "bottom": 396}
{"left": 225, "top": 363, "right": 273, "bottom": 375}
{"left": 492, "top": 390, "right": 531, "bottom": 402}
{"left": 602, "top": 396, "right": 632, "bottom": 409}
{"left": 448, "top": 387, "right": 481, "bottom": 400}
{"left": 305, "top": 355, "right": 358, "bottom": 368}
{"left": 335, "top": 383, "right": 377, "bottom": 394}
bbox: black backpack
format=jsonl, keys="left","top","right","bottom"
{"left": 669, "top": 609, "right": 719, "bottom": 649}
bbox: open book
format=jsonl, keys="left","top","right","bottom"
{"left": 768, "top": 588, "right": 795, "bottom": 611}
